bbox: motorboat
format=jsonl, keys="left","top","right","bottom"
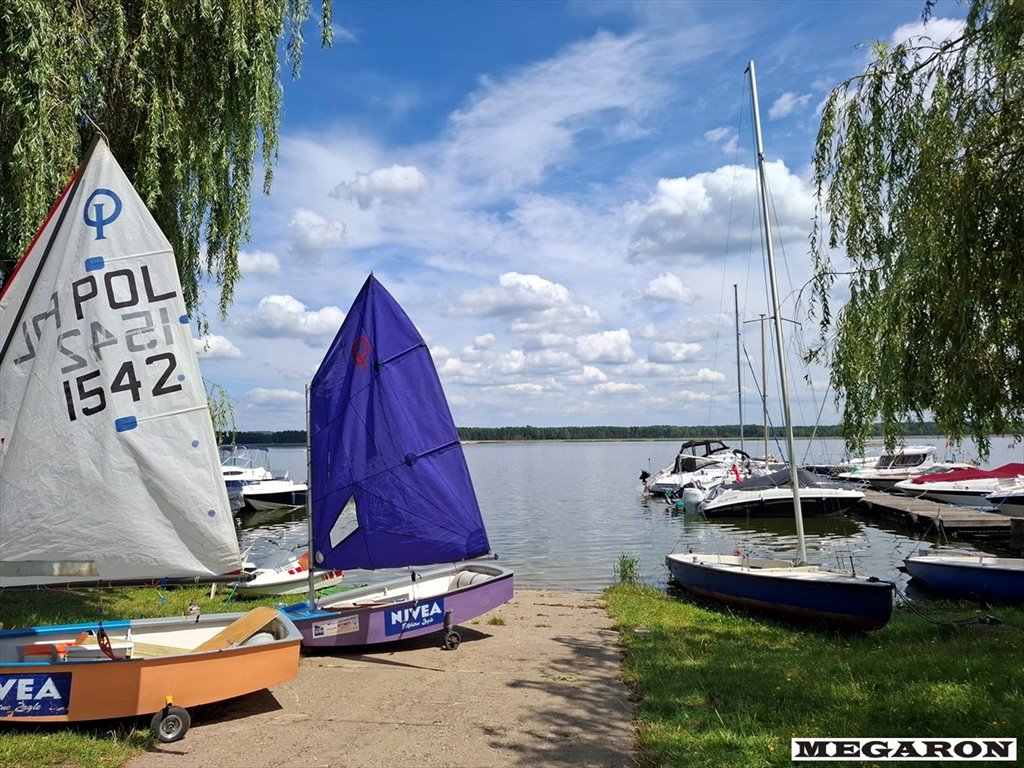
{"left": 987, "top": 480, "right": 1024, "bottom": 517}
{"left": 645, "top": 439, "right": 753, "bottom": 497}
{"left": 700, "top": 467, "right": 865, "bottom": 518}
{"left": 892, "top": 463, "right": 1024, "bottom": 507}
{"left": 239, "top": 477, "right": 308, "bottom": 512}
{"left": 836, "top": 445, "right": 951, "bottom": 490}
{"left": 231, "top": 549, "right": 344, "bottom": 597}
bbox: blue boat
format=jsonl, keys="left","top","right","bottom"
{"left": 283, "top": 274, "right": 514, "bottom": 649}
{"left": 665, "top": 553, "right": 894, "bottom": 630}
{"left": 903, "top": 554, "right": 1024, "bottom": 602}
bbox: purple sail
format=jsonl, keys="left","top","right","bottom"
{"left": 310, "top": 275, "right": 490, "bottom": 570}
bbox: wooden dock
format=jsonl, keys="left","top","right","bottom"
{"left": 857, "top": 489, "right": 1024, "bottom": 548}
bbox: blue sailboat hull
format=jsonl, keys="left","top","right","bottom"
{"left": 665, "top": 553, "right": 893, "bottom": 630}
{"left": 904, "top": 555, "right": 1024, "bottom": 602}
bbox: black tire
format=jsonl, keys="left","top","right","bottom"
{"left": 151, "top": 705, "right": 191, "bottom": 743}
{"left": 443, "top": 630, "right": 461, "bottom": 651}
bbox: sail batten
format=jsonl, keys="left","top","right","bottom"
{"left": 0, "top": 137, "right": 240, "bottom": 587}
{"left": 311, "top": 275, "right": 491, "bottom": 571}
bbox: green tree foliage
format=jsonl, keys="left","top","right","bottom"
{"left": 810, "top": 0, "right": 1023, "bottom": 458}
{"left": 1, "top": 0, "right": 332, "bottom": 318}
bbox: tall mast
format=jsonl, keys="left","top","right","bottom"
{"left": 305, "top": 383, "right": 318, "bottom": 607}
{"left": 748, "top": 60, "right": 807, "bottom": 564}
{"left": 734, "top": 284, "right": 744, "bottom": 452}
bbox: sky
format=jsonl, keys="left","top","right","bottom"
{"left": 191, "top": 0, "right": 967, "bottom": 432}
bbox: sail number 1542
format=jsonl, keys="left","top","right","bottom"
{"left": 62, "top": 353, "right": 181, "bottom": 422}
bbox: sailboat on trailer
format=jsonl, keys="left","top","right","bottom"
{"left": 283, "top": 275, "right": 514, "bottom": 649}
{"left": 665, "top": 62, "right": 894, "bottom": 631}
{"left": 0, "top": 136, "right": 301, "bottom": 741}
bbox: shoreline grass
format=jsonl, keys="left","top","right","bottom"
{"left": 605, "top": 584, "right": 1024, "bottom": 768}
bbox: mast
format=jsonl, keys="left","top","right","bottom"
{"left": 748, "top": 60, "right": 807, "bottom": 564}
{"left": 734, "top": 284, "right": 744, "bottom": 452}
{"left": 305, "top": 383, "right": 317, "bottom": 608}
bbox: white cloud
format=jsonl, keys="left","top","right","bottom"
{"left": 289, "top": 208, "right": 345, "bottom": 260}
{"left": 194, "top": 334, "right": 243, "bottom": 359}
{"left": 330, "top": 164, "right": 429, "bottom": 208}
{"left": 591, "top": 381, "right": 645, "bottom": 394}
{"left": 625, "top": 160, "right": 815, "bottom": 264}
{"left": 648, "top": 340, "right": 703, "bottom": 363}
{"left": 575, "top": 329, "right": 636, "bottom": 364}
{"left": 238, "top": 250, "right": 281, "bottom": 277}
{"left": 233, "top": 295, "right": 344, "bottom": 340}
{"left": 768, "top": 91, "right": 812, "bottom": 119}
{"left": 246, "top": 388, "right": 306, "bottom": 404}
{"left": 642, "top": 272, "right": 697, "bottom": 305}
{"left": 451, "top": 273, "right": 600, "bottom": 331}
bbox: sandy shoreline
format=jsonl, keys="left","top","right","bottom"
{"left": 128, "top": 589, "right": 635, "bottom": 768}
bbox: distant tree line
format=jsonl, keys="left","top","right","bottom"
{"left": 221, "top": 422, "right": 944, "bottom": 446}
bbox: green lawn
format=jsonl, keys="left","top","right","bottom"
{"left": 605, "top": 584, "right": 1024, "bottom": 768}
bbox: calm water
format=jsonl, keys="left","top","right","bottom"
{"left": 238, "top": 438, "right": 1022, "bottom": 594}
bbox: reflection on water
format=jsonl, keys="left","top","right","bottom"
{"left": 239, "top": 439, "right": 1020, "bottom": 594}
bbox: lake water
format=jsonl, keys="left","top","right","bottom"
{"left": 237, "top": 437, "right": 1022, "bottom": 594}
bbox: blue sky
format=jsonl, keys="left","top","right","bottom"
{"left": 192, "top": 0, "right": 965, "bottom": 431}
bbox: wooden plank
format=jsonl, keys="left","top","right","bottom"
{"left": 192, "top": 607, "right": 280, "bottom": 651}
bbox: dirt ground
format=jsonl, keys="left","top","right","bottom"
{"left": 128, "top": 589, "right": 636, "bottom": 768}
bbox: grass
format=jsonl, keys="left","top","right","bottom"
{"left": 605, "top": 584, "right": 1024, "bottom": 768}
{"left": 615, "top": 553, "right": 641, "bottom": 584}
{"left": 0, "top": 585, "right": 296, "bottom": 767}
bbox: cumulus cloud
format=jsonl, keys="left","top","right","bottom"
{"left": 625, "top": 160, "right": 814, "bottom": 264}
{"left": 575, "top": 329, "right": 635, "bottom": 364}
{"left": 193, "top": 334, "right": 243, "bottom": 359}
{"left": 330, "top": 164, "right": 429, "bottom": 208}
{"left": 233, "top": 295, "right": 344, "bottom": 340}
{"left": 768, "top": 92, "right": 812, "bottom": 119}
{"left": 451, "top": 272, "right": 600, "bottom": 331}
{"left": 591, "top": 381, "right": 645, "bottom": 394}
{"left": 642, "top": 272, "right": 697, "bottom": 304}
{"left": 238, "top": 250, "right": 281, "bottom": 277}
{"left": 289, "top": 208, "right": 345, "bottom": 260}
{"left": 648, "top": 340, "right": 703, "bottom": 363}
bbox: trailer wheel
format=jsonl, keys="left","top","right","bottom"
{"left": 151, "top": 705, "right": 191, "bottom": 743}
{"left": 443, "top": 630, "right": 461, "bottom": 651}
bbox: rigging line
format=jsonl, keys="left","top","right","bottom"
{"left": 708, "top": 72, "right": 755, "bottom": 426}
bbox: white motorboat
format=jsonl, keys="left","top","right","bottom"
{"left": 239, "top": 477, "right": 308, "bottom": 512}
{"left": 836, "top": 445, "right": 953, "bottom": 490}
{"left": 893, "top": 463, "right": 1024, "bottom": 507}
{"left": 988, "top": 480, "right": 1024, "bottom": 517}
{"left": 700, "top": 468, "right": 865, "bottom": 518}
{"left": 231, "top": 549, "right": 343, "bottom": 597}
{"left": 645, "top": 439, "right": 753, "bottom": 497}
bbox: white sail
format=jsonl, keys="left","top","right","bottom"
{"left": 0, "top": 137, "right": 240, "bottom": 585}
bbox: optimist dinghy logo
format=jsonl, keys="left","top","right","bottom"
{"left": 0, "top": 673, "right": 72, "bottom": 717}
{"left": 385, "top": 598, "right": 445, "bottom": 636}
{"left": 83, "top": 188, "right": 122, "bottom": 240}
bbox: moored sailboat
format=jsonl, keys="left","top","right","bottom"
{"left": 283, "top": 275, "right": 513, "bottom": 648}
{"left": 0, "top": 136, "right": 300, "bottom": 740}
{"left": 665, "top": 62, "right": 894, "bottom": 630}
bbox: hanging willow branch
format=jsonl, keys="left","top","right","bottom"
{"left": 0, "top": 0, "right": 333, "bottom": 316}
{"left": 809, "top": 0, "right": 1023, "bottom": 459}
